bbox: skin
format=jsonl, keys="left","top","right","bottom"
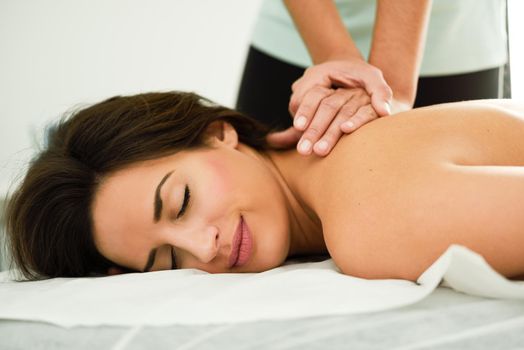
{"left": 270, "top": 0, "right": 431, "bottom": 156}
{"left": 92, "top": 122, "right": 326, "bottom": 274}
{"left": 93, "top": 99, "right": 524, "bottom": 281}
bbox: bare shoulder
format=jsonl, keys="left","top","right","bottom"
{"left": 449, "top": 99, "right": 524, "bottom": 115}
{"left": 312, "top": 99, "right": 524, "bottom": 281}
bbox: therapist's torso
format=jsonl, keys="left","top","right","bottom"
{"left": 251, "top": 0, "right": 508, "bottom": 76}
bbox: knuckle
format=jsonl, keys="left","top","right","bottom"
{"left": 319, "top": 99, "right": 340, "bottom": 112}
{"left": 351, "top": 114, "right": 364, "bottom": 124}
{"left": 322, "top": 127, "right": 341, "bottom": 143}
{"left": 369, "top": 66, "right": 382, "bottom": 77}
{"left": 352, "top": 90, "right": 369, "bottom": 103}
{"left": 314, "top": 85, "right": 333, "bottom": 96}
{"left": 354, "top": 86, "right": 365, "bottom": 94}
{"left": 298, "top": 102, "right": 315, "bottom": 114}
{"left": 365, "top": 104, "right": 377, "bottom": 113}
{"left": 366, "top": 111, "right": 376, "bottom": 120}
{"left": 335, "top": 88, "right": 350, "bottom": 98}
{"left": 352, "top": 111, "right": 366, "bottom": 122}
{"left": 340, "top": 105, "right": 357, "bottom": 117}
{"left": 310, "top": 85, "right": 324, "bottom": 94}
{"left": 384, "top": 86, "right": 393, "bottom": 99}
{"left": 360, "top": 107, "right": 376, "bottom": 120}
{"left": 291, "top": 79, "right": 302, "bottom": 92}
{"left": 304, "top": 125, "right": 322, "bottom": 138}
{"left": 289, "top": 97, "right": 299, "bottom": 112}
{"left": 354, "top": 88, "right": 367, "bottom": 99}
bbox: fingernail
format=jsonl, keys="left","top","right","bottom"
{"left": 294, "top": 115, "right": 307, "bottom": 129}
{"left": 299, "top": 139, "right": 311, "bottom": 153}
{"left": 345, "top": 121, "right": 354, "bottom": 129}
{"left": 316, "top": 140, "right": 328, "bottom": 152}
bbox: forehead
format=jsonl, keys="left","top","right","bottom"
{"left": 95, "top": 154, "right": 178, "bottom": 214}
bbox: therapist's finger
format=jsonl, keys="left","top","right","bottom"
{"left": 334, "top": 70, "right": 392, "bottom": 117}
{"left": 292, "top": 86, "right": 334, "bottom": 132}
{"left": 296, "top": 88, "right": 352, "bottom": 155}
{"left": 311, "top": 89, "right": 370, "bottom": 156}
{"left": 311, "top": 114, "right": 345, "bottom": 156}
{"left": 340, "top": 104, "right": 379, "bottom": 133}
{"left": 289, "top": 70, "right": 327, "bottom": 116}
{"left": 266, "top": 126, "right": 302, "bottom": 149}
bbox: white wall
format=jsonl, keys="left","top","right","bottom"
{"left": 0, "top": 0, "right": 262, "bottom": 195}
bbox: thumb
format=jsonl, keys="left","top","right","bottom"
{"left": 329, "top": 71, "right": 361, "bottom": 88}
{"left": 371, "top": 91, "right": 392, "bottom": 117}
{"left": 362, "top": 73, "right": 393, "bottom": 117}
{"left": 335, "top": 70, "right": 393, "bottom": 117}
{"left": 266, "top": 127, "right": 302, "bottom": 149}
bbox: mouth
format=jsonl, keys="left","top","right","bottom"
{"left": 228, "top": 215, "right": 253, "bottom": 268}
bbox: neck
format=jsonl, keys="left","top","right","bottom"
{"left": 238, "top": 144, "right": 326, "bottom": 258}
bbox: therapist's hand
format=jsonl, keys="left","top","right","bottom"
{"left": 267, "top": 59, "right": 393, "bottom": 156}
{"left": 267, "top": 86, "right": 378, "bottom": 156}
{"left": 291, "top": 59, "right": 393, "bottom": 117}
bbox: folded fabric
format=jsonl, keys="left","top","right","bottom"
{"left": 0, "top": 245, "right": 523, "bottom": 328}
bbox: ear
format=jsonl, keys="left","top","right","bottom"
{"left": 204, "top": 121, "right": 238, "bottom": 148}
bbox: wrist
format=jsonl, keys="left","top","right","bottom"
{"left": 320, "top": 50, "right": 364, "bottom": 64}
{"left": 390, "top": 87, "right": 416, "bottom": 109}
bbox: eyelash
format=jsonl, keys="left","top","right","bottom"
{"left": 172, "top": 185, "right": 190, "bottom": 269}
{"left": 177, "top": 185, "right": 191, "bottom": 218}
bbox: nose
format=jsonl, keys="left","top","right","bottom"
{"left": 179, "top": 224, "right": 220, "bottom": 263}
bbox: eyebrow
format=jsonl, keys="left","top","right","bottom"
{"left": 154, "top": 170, "right": 174, "bottom": 223}
{"left": 144, "top": 170, "right": 174, "bottom": 272}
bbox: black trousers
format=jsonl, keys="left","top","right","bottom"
{"left": 236, "top": 46, "right": 510, "bottom": 130}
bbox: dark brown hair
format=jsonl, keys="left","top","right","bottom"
{"left": 5, "top": 91, "right": 271, "bottom": 280}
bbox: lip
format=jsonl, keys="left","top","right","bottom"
{"left": 228, "top": 216, "right": 253, "bottom": 268}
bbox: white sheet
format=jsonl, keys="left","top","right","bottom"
{"left": 0, "top": 245, "right": 523, "bottom": 328}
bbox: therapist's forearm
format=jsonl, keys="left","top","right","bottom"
{"left": 284, "top": 0, "right": 362, "bottom": 63}
{"left": 369, "top": 0, "right": 432, "bottom": 107}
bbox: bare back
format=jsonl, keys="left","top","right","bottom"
{"left": 307, "top": 100, "right": 524, "bottom": 281}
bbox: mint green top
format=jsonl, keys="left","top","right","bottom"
{"left": 251, "top": 0, "right": 507, "bottom": 76}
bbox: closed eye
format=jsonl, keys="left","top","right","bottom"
{"left": 177, "top": 185, "right": 190, "bottom": 218}
{"left": 170, "top": 185, "right": 189, "bottom": 270}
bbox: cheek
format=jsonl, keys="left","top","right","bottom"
{"left": 203, "top": 156, "right": 235, "bottom": 197}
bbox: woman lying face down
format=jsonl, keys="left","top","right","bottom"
{"left": 6, "top": 91, "right": 524, "bottom": 281}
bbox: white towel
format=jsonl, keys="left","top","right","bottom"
{"left": 0, "top": 245, "right": 523, "bottom": 328}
